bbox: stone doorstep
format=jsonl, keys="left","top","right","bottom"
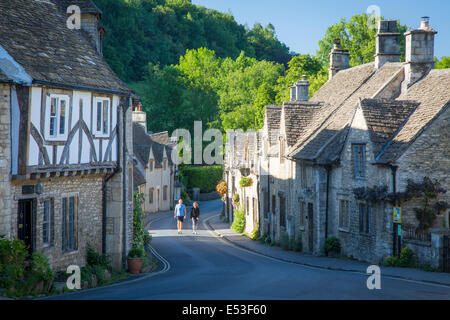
{"left": 206, "top": 215, "right": 450, "bottom": 287}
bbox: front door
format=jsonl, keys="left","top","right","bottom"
{"left": 18, "top": 199, "right": 35, "bottom": 254}
{"left": 308, "top": 203, "right": 314, "bottom": 253}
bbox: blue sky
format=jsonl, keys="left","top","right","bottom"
{"left": 191, "top": 0, "right": 449, "bottom": 59}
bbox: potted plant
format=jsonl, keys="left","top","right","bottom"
{"left": 127, "top": 246, "right": 145, "bottom": 274}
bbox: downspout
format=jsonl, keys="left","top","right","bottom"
{"left": 325, "top": 164, "right": 331, "bottom": 241}
{"left": 122, "top": 96, "right": 131, "bottom": 267}
{"left": 391, "top": 165, "right": 398, "bottom": 256}
{"left": 267, "top": 157, "right": 271, "bottom": 238}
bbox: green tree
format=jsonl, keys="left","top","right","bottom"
{"left": 435, "top": 56, "right": 450, "bottom": 69}
{"left": 316, "top": 14, "right": 408, "bottom": 67}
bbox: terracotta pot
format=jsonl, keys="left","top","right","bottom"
{"left": 127, "top": 258, "right": 143, "bottom": 274}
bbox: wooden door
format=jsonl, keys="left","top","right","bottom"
{"left": 308, "top": 203, "right": 314, "bottom": 253}
{"left": 18, "top": 199, "right": 35, "bottom": 254}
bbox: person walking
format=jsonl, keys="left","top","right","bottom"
{"left": 190, "top": 202, "right": 200, "bottom": 235}
{"left": 174, "top": 199, "right": 187, "bottom": 234}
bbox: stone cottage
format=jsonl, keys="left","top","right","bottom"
{"left": 132, "top": 109, "right": 177, "bottom": 213}
{"left": 224, "top": 17, "right": 450, "bottom": 269}
{"left": 0, "top": 0, "right": 135, "bottom": 270}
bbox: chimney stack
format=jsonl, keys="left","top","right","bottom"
{"left": 403, "top": 16, "right": 437, "bottom": 89}
{"left": 329, "top": 38, "right": 350, "bottom": 79}
{"left": 132, "top": 103, "right": 147, "bottom": 132}
{"left": 290, "top": 75, "right": 309, "bottom": 101}
{"left": 375, "top": 20, "right": 400, "bottom": 69}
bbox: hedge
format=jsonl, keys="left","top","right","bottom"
{"left": 181, "top": 165, "right": 223, "bottom": 193}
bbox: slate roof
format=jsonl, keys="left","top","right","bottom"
{"left": 282, "top": 101, "right": 328, "bottom": 147}
{"left": 133, "top": 123, "right": 174, "bottom": 169}
{"left": 264, "top": 105, "right": 282, "bottom": 146}
{"left": 133, "top": 168, "right": 146, "bottom": 188}
{"left": 0, "top": 0, "right": 130, "bottom": 92}
{"left": 377, "top": 68, "right": 450, "bottom": 163}
{"left": 360, "top": 99, "right": 419, "bottom": 158}
{"left": 289, "top": 62, "right": 404, "bottom": 161}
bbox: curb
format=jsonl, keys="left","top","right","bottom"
{"left": 205, "top": 214, "right": 450, "bottom": 288}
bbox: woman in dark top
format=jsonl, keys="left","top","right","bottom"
{"left": 190, "top": 202, "right": 200, "bottom": 235}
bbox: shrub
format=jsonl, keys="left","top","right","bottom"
{"left": 128, "top": 246, "right": 145, "bottom": 259}
{"left": 231, "top": 206, "right": 245, "bottom": 233}
{"left": 384, "top": 247, "right": 417, "bottom": 268}
{"left": 232, "top": 193, "right": 240, "bottom": 208}
{"left": 250, "top": 222, "right": 260, "bottom": 240}
{"left": 132, "top": 192, "right": 151, "bottom": 251}
{"left": 182, "top": 165, "right": 223, "bottom": 193}
{"left": 180, "top": 189, "right": 192, "bottom": 206}
{"left": 280, "top": 232, "right": 290, "bottom": 250}
{"left": 399, "top": 247, "right": 417, "bottom": 268}
{"left": 324, "top": 236, "right": 341, "bottom": 254}
{"left": 292, "top": 235, "right": 303, "bottom": 252}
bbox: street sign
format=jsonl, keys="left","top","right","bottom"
{"left": 393, "top": 207, "right": 401, "bottom": 223}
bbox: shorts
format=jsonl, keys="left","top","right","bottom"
{"left": 177, "top": 216, "right": 185, "bottom": 222}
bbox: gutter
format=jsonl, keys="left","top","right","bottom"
{"left": 32, "top": 79, "right": 130, "bottom": 96}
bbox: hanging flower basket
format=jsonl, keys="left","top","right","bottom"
{"left": 216, "top": 180, "right": 228, "bottom": 196}
{"left": 239, "top": 177, "right": 253, "bottom": 188}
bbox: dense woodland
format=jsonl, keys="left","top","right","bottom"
{"left": 94, "top": 0, "right": 449, "bottom": 136}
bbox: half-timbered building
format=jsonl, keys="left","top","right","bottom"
{"left": 0, "top": 0, "right": 135, "bottom": 270}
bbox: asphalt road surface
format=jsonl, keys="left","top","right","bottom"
{"left": 47, "top": 200, "right": 450, "bottom": 300}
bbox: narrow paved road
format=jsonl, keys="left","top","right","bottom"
{"left": 49, "top": 200, "right": 450, "bottom": 300}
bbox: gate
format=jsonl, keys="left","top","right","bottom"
{"left": 443, "top": 235, "right": 450, "bottom": 273}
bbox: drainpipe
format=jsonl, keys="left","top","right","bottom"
{"left": 391, "top": 165, "right": 398, "bottom": 256}
{"left": 267, "top": 157, "right": 271, "bottom": 238}
{"left": 122, "top": 96, "right": 131, "bottom": 267}
{"left": 325, "top": 165, "right": 331, "bottom": 241}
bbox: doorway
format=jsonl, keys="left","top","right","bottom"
{"left": 308, "top": 203, "right": 314, "bottom": 253}
{"left": 18, "top": 199, "right": 35, "bottom": 254}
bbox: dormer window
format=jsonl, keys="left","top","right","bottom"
{"left": 45, "top": 94, "right": 70, "bottom": 141}
{"left": 93, "top": 97, "right": 110, "bottom": 137}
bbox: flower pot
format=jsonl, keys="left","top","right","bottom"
{"left": 127, "top": 258, "right": 143, "bottom": 274}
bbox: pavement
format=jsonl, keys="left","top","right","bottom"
{"left": 206, "top": 209, "right": 450, "bottom": 287}
{"left": 39, "top": 199, "right": 450, "bottom": 299}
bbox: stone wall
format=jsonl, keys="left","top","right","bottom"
{"left": 396, "top": 107, "right": 450, "bottom": 230}
{"left": 11, "top": 175, "right": 103, "bottom": 271}
{"left": 0, "top": 84, "right": 11, "bottom": 238}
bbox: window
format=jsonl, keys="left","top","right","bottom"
{"left": 352, "top": 144, "right": 366, "bottom": 179}
{"left": 62, "top": 196, "right": 78, "bottom": 252}
{"left": 339, "top": 199, "right": 350, "bottom": 230}
{"left": 272, "top": 195, "right": 276, "bottom": 214}
{"left": 301, "top": 164, "right": 307, "bottom": 188}
{"left": 359, "top": 203, "right": 370, "bottom": 234}
{"left": 149, "top": 160, "right": 154, "bottom": 172}
{"left": 246, "top": 197, "right": 249, "bottom": 216}
{"left": 279, "top": 195, "right": 286, "bottom": 228}
{"left": 43, "top": 199, "right": 54, "bottom": 247}
{"left": 163, "top": 186, "right": 168, "bottom": 201}
{"left": 263, "top": 191, "right": 269, "bottom": 219}
{"left": 46, "top": 94, "right": 70, "bottom": 140}
{"left": 163, "top": 159, "right": 167, "bottom": 170}
{"left": 299, "top": 201, "right": 305, "bottom": 227}
{"left": 93, "top": 97, "right": 110, "bottom": 136}
{"left": 149, "top": 188, "right": 154, "bottom": 204}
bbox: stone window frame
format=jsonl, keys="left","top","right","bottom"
{"left": 149, "top": 188, "right": 154, "bottom": 204}
{"left": 61, "top": 192, "right": 79, "bottom": 254}
{"left": 352, "top": 143, "right": 367, "bottom": 180}
{"left": 42, "top": 197, "right": 55, "bottom": 248}
{"left": 163, "top": 185, "right": 168, "bottom": 201}
{"left": 358, "top": 201, "right": 371, "bottom": 235}
{"left": 298, "top": 198, "right": 306, "bottom": 231}
{"left": 337, "top": 195, "right": 350, "bottom": 233}
{"left": 149, "top": 159, "right": 154, "bottom": 172}
{"left": 45, "top": 93, "right": 70, "bottom": 141}
{"left": 279, "top": 193, "right": 286, "bottom": 228}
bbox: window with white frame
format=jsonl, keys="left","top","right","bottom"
{"left": 46, "top": 94, "right": 70, "bottom": 140}
{"left": 93, "top": 97, "right": 110, "bottom": 136}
